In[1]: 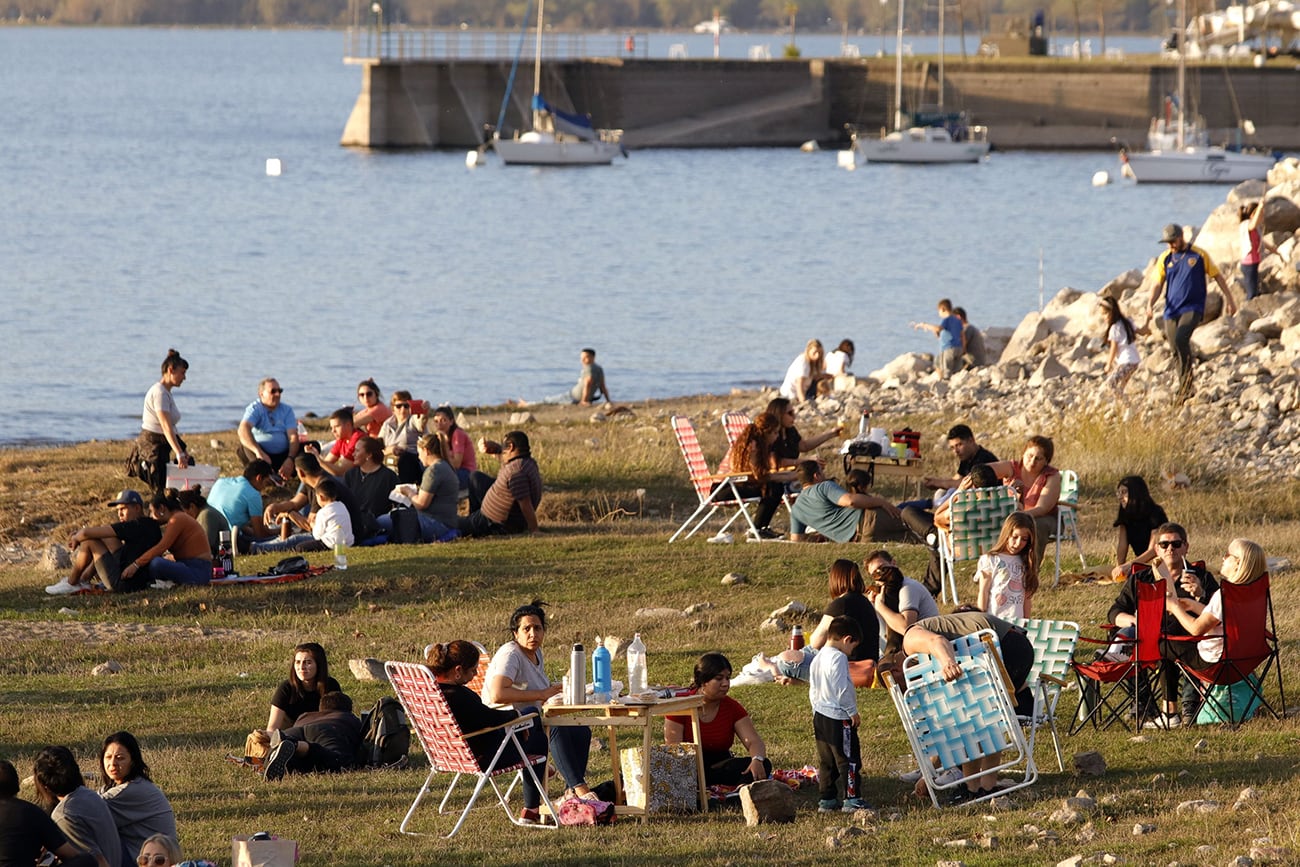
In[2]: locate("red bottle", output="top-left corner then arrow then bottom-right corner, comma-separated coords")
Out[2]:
789,625 -> 805,651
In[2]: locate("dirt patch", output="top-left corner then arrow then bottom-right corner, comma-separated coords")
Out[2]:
0,619 -> 271,645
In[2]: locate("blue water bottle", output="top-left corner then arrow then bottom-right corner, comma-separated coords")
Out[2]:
592,636 -> 612,700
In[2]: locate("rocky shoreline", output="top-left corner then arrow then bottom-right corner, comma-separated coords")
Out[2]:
753,160 -> 1300,481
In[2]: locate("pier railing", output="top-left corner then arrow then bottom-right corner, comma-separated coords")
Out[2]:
344,26 -> 648,62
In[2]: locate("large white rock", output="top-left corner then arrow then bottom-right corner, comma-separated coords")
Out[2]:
999,312 -> 1051,364
1027,356 -> 1070,387
868,352 -> 931,384
1190,320 -> 1240,356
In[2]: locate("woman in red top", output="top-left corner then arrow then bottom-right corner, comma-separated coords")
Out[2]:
126,491 -> 213,586
664,653 -> 770,787
987,434 -> 1060,566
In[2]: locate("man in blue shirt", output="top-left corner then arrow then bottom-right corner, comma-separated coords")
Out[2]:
1147,223 -> 1236,401
238,377 -> 300,479
208,459 -> 279,553
790,462 -> 901,543
911,298 -> 964,379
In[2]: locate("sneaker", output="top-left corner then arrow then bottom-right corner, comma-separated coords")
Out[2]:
946,785 -> 982,806
1141,712 -> 1182,731
436,529 -> 460,543
706,532 -> 734,544
518,808 -> 542,825
756,527 -> 783,540
45,578 -> 80,596
817,798 -> 842,812
841,797 -> 872,812
898,768 -> 923,784
150,580 -> 176,590
934,767 -> 963,787
262,740 -> 295,781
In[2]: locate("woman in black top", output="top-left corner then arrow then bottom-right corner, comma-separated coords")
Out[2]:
807,559 -> 880,687
764,397 -> 843,468
1112,475 -> 1168,578
265,642 -> 342,734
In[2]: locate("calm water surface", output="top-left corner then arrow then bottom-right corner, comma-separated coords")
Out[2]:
1,28 -> 1225,446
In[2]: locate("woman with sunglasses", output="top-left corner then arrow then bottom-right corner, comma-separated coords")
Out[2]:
764,397 -> 843,470
378,390 -> 423,483
98,732 -> 176,867
352,378 -> 391,438
135,834 -> 181,867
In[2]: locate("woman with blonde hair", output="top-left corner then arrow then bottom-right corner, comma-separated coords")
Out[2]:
1165,538 -> 1266,666
779,339 -> 826,403
718,413 -> 797,539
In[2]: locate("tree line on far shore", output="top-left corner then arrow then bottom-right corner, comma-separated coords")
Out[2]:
4,0 -> 1172,38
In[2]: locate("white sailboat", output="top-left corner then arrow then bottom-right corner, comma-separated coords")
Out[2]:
492,0 -> 624,167
1120,0 -> 1274,183
855,0 -> 990,164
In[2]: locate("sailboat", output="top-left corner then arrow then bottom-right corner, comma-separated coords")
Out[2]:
855,0 -> 990,164
1120,0 -> 1274,183
492,0 -> 624,166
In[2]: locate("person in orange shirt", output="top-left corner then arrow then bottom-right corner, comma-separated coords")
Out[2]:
125,491 -> 215,587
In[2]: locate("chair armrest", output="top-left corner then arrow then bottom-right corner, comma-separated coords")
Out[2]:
461,711 -> 538,739
1037,673 -> 1067,688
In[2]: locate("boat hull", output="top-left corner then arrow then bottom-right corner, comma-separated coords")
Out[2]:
493,135 -> 622,166
1123,148 -> 1275,183
859,139 -> 990,164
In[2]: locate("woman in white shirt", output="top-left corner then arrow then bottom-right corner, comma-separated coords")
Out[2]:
779,339 -> 827,403
1100,297 -> 1140,397
824,339 -> 854,377
1165,538 -> 1266,666
129,349 -> 189,494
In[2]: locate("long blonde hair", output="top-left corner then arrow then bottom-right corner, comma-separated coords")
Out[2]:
804,339 -> 825,377
1224,538 -> 1267,584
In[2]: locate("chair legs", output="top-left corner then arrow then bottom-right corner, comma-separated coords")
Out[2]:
1053,507 -> 1085,586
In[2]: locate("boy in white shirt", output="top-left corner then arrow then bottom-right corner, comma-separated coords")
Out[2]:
311,478 -> 354,549
809,616 -> 870,812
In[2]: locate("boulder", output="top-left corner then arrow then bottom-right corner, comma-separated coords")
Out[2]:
1264,183 -> 1300,234
1099,268 -> 1144,300
348,658 -> 388,682
1072,751 -> 1107,776
1027,356 -> 1070,387
999,312 -> 1051,364
869,352 -> 932,385
1041,288 -> 1101,341
1190,320 -> 1241,357
738,779 -> 795,826
42,543 -> 72,572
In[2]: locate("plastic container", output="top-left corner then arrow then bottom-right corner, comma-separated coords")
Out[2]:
166,462 -> 219,492
627,633 -> 648,694
333,543 -> 348,570
592,638 -> 612,700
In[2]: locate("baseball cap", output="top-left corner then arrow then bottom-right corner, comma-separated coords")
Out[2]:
107,489 -> 145,507
1160,223 -> 1184,244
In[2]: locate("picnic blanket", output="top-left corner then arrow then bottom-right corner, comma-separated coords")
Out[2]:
68,565 -> 333,593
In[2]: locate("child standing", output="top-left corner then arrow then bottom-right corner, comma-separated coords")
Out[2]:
809,616 -> 869,812
311,478 -> 354,550
974,511 -> 1038,620
1100,296 -> 1140,397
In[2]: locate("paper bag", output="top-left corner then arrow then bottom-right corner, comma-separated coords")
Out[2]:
619,743 -> 698,813
232,835 -> 298,867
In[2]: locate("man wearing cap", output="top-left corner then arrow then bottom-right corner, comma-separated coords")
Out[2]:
46,489 -> 163,595
1147,223 -> 1236,400
238,377 -> 299,480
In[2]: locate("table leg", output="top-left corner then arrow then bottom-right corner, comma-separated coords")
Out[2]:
690,709 -> 707,811
641,717 -> 652,823
609,725 -> 622,806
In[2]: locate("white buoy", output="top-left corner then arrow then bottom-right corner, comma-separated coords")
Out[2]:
1091,170 -> 1111,186
836,150 -> 857,170
799,140 -> 820,152
466,149 -> 485,168
265,158 -> 282,177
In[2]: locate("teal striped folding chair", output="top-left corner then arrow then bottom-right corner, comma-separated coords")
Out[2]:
937,486 -> 1019,605
1052,470 -> 1086,585
887,631 -> 1037,808
1011,617 -> 1080,771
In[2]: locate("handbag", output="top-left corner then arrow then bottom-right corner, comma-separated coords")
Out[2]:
1195,674 -> 1262,725
388,506 -> 422,545
619,743 -> 699,813
556,796 -> 615,826
243,731 -> 270,767
232,834 -> 298,867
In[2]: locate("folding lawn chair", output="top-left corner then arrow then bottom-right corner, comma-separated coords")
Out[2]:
1168,574 -> 1284,726
1052,469 -> 1086,586
385,661 -> 555,838
886,631 -> 1037,808
1012,617 -> 1081,771
669,415 -> 763,542
937,485 -> 1018,605
1069,576 -> 1165,734
721,410 -> 750,446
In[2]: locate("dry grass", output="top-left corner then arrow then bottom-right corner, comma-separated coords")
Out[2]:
0,393 -> 1297,865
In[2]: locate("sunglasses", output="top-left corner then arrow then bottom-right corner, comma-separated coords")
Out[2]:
393,402 -> 410,409
358,391 -> 376,398
1156,539 -> 1185,549
138,856 -> 168,867
269,388 -> 283,394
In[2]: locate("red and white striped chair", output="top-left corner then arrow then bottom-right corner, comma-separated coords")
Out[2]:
669,415 -> 763,542
385,661 -> 555,838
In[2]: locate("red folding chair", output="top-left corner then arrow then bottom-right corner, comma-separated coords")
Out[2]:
1167,574 -> 1284,725
385,661 -> 555,838
669,415 -> 763,542
1070,576 -> 1166,733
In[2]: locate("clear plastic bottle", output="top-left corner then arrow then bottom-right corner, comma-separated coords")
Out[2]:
218,530 -> 234,578
627,633 -> 648,694
334,542 -> 348,570
592,637 -> 612,699
297,419 -> 308,444
857,409 -> 870,439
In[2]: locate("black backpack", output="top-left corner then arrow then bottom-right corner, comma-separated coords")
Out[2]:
356,696 -> 410,768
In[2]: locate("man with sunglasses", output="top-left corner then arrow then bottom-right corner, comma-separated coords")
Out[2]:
1105,521 -> 1219,729
237,377 -> 299,480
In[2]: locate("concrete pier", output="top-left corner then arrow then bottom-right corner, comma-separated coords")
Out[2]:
340,57 -> 1300,150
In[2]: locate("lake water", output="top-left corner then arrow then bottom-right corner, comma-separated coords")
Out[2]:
1,28 -> 1227,446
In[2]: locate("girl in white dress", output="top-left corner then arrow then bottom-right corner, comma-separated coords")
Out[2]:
974,511 -> 1039,620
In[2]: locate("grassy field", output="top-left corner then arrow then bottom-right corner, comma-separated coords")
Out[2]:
1,395 -> 1296,866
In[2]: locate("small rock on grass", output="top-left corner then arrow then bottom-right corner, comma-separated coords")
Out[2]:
1134,823 -> 1156,835
1250,845 -> 1294,863
1175,799 -> 1220,814
348,658 -> 388,681
1055,856 -> 1084,867
722,572 -> 748,586
1072,751 -> 1107,776
91,660 -> 122,676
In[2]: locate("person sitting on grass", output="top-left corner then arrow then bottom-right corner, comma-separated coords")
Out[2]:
32,745 -> 121,867
1111,474 -> 1169,579
665,653 -> 771,787
206,460 -> 279,554
98,732 -> 176,866
247,643 -> 342,763
0,759 -> 97,867
459,431 -> 543,538
307,407 -> 363,478
175,486 -> 229,558
342,436 -> 397,543
256,455 -> 372,554
47,490 -> 162,596
864,549 -> 940,660
789,462 -> 902,543
131,491 -> 214,588
810,616 -> 870,813
262,691 -> 363,781
309,478 -> 353,552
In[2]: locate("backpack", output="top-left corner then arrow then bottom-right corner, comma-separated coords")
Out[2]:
356,696 -> 410,768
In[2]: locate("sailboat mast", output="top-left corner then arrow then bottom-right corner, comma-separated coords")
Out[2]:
1176,0 -> 1186,149
894,0 -> 905,131
938,0 -> 944,112
533,0 -> 545,129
